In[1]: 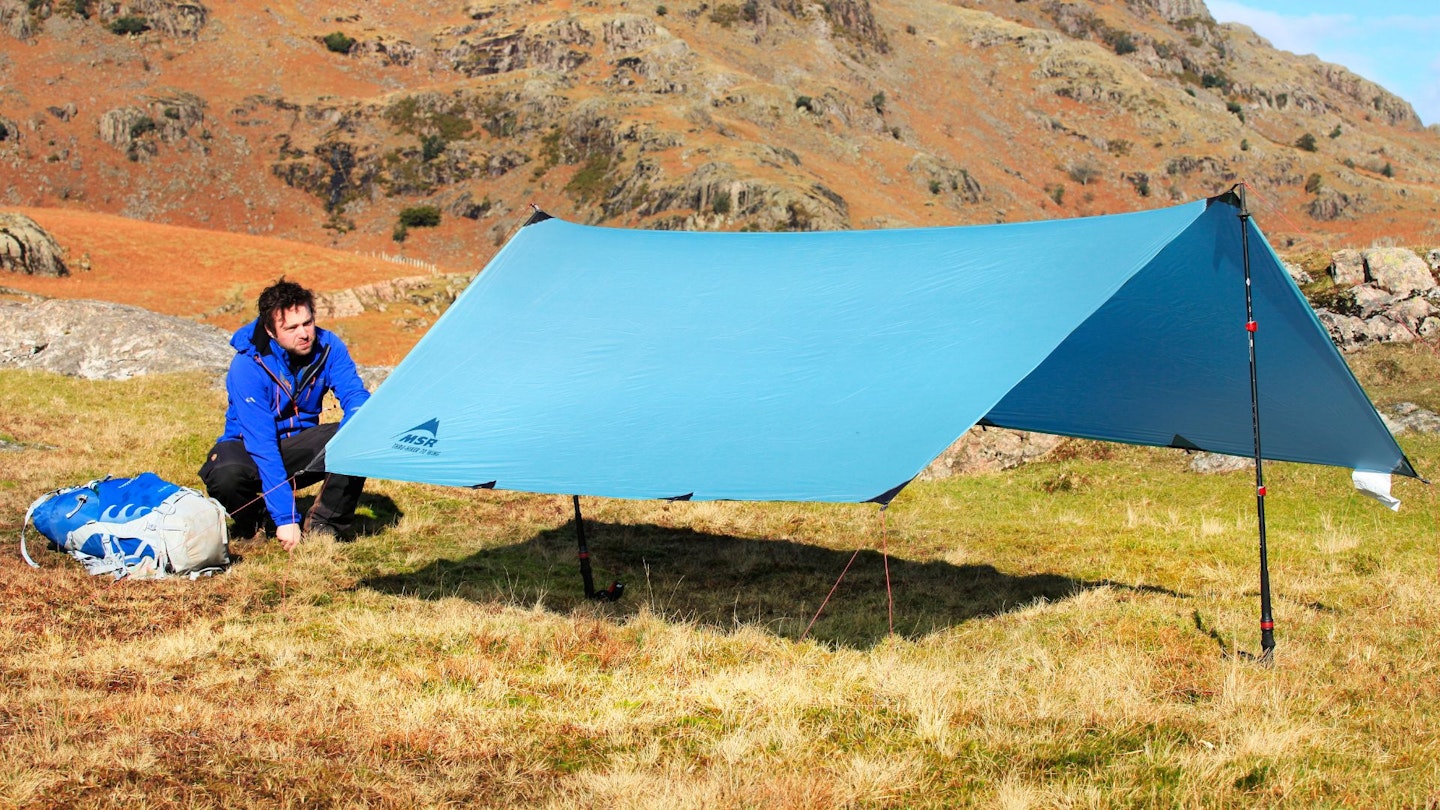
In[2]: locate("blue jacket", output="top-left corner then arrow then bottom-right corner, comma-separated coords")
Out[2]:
218,320 -> 370,527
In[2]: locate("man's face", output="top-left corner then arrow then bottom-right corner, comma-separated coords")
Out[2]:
267,305 -> 316,358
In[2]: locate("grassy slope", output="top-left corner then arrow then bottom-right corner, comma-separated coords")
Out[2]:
1,207 -> 483,365
1,348 -> 1438,807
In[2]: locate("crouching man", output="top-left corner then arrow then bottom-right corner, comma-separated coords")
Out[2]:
199,279 -> 369,550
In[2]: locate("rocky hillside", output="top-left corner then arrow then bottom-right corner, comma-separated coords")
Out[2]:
1,0 -> 1437,269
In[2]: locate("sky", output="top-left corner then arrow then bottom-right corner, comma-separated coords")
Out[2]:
1208,1 -> 1440,126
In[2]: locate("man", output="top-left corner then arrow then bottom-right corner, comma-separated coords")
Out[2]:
199,279 -> 369,550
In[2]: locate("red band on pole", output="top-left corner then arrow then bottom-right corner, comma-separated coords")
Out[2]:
1257,486 -> 1267,497
1260,621 -> 1274,630
1246,321 -> 1258,332
577,551 -> 589,559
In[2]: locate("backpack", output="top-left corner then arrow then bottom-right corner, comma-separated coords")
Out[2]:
21,473 -> 230,580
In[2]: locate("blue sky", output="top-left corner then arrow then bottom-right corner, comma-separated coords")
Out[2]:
1208,1 -> 1440,126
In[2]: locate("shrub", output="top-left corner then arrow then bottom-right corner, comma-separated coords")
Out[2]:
108,15 -> 150,34
1295,132 -> 1318,152
709,4 -> 742,26
322,31 -> 355,54
129,116 -> 157,139
794,96 -> 813,113
928,179 -> 941,195
1329,125 -> 1342,139
1067,161 -> 1100,186
421,135 -> 446,162
656,4 -> 667,15
398,206 -> 441,228
1381,162 -> 1394,178
565,152 -> 612,202
1240,138 -> 1250,151
871,91 -> 886,114
712,191 -> 732,215
1047,184 -> 1065,205
0,122 -> 9,142
1304,173 -> 1323,194
1109,31 -> 1136,56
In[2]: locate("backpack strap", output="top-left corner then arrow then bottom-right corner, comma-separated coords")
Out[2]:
20,501 -> 41,568
19,486 -> 65,569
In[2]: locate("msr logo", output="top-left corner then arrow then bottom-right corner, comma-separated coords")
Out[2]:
392,418 -> 442,456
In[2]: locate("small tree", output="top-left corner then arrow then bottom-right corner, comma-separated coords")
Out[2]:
712,191 -> 732,215
398,205 -> 442,228
421,134 -> 446,162
323,31 -> 355,54
871,91 -> 886,114
108,15 -> 150,34
1295,132 -> 1318,152
1381,162 -> 1394,178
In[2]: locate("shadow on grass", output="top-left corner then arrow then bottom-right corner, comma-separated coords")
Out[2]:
361,519 -> 1186,649
292,491 -> 405,538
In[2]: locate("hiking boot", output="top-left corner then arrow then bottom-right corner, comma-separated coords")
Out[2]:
304,521 -> 350,542
229,517 -> 264,541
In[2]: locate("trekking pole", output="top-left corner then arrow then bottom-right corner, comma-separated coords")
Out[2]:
572,495 -> 623,602
573,495 -> 597,599
1237,184 -> 1275,665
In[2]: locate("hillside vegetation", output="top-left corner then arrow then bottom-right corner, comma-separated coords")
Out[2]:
1,0 -> 1438,274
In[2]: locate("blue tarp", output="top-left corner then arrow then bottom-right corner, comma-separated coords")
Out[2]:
322,194 -> 1415,502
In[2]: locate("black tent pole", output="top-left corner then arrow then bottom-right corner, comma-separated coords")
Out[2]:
573,495 -> 597,599
1237,185 -> 1276,664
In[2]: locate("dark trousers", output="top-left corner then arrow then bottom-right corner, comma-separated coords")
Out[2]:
198,422 -> 365,535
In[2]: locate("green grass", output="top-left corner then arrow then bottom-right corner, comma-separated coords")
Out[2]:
2,352 -> 1439,807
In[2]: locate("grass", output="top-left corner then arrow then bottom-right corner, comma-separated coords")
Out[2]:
2,351 -> 1440,807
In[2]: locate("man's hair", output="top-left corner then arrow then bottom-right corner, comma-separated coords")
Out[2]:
257,278 -> 315,332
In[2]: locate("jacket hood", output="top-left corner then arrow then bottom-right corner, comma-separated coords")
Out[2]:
230,320 -> 268,356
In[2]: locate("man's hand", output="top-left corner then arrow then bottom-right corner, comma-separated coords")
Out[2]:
277,523 -> 302,551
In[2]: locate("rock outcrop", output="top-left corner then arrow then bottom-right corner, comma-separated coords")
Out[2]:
918,426 -> 1064,479
0,212 -> 68,277
1316,246 -> 1439,351
0,299 -> 232,380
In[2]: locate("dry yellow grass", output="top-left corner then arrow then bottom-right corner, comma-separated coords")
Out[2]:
2,352 -> 1440,807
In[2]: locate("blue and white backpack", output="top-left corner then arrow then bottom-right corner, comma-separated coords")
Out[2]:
21,473 -> 230,579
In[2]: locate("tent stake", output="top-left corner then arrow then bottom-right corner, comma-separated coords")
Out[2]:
1238,185 -> 1275,665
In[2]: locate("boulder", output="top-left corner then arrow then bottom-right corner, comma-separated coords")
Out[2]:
1189,452 -> 1252,474
917,426 -> 1062,479
1281,261 -> 1311,285
1363,247 -> 1435,295
0,212 -> 68,277
0,299 -> 232,380
1316,310 -> 1412,351
1381,402 -> 1440,435
1329,248 -> 1364,286
1349,285 -> 1394,318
